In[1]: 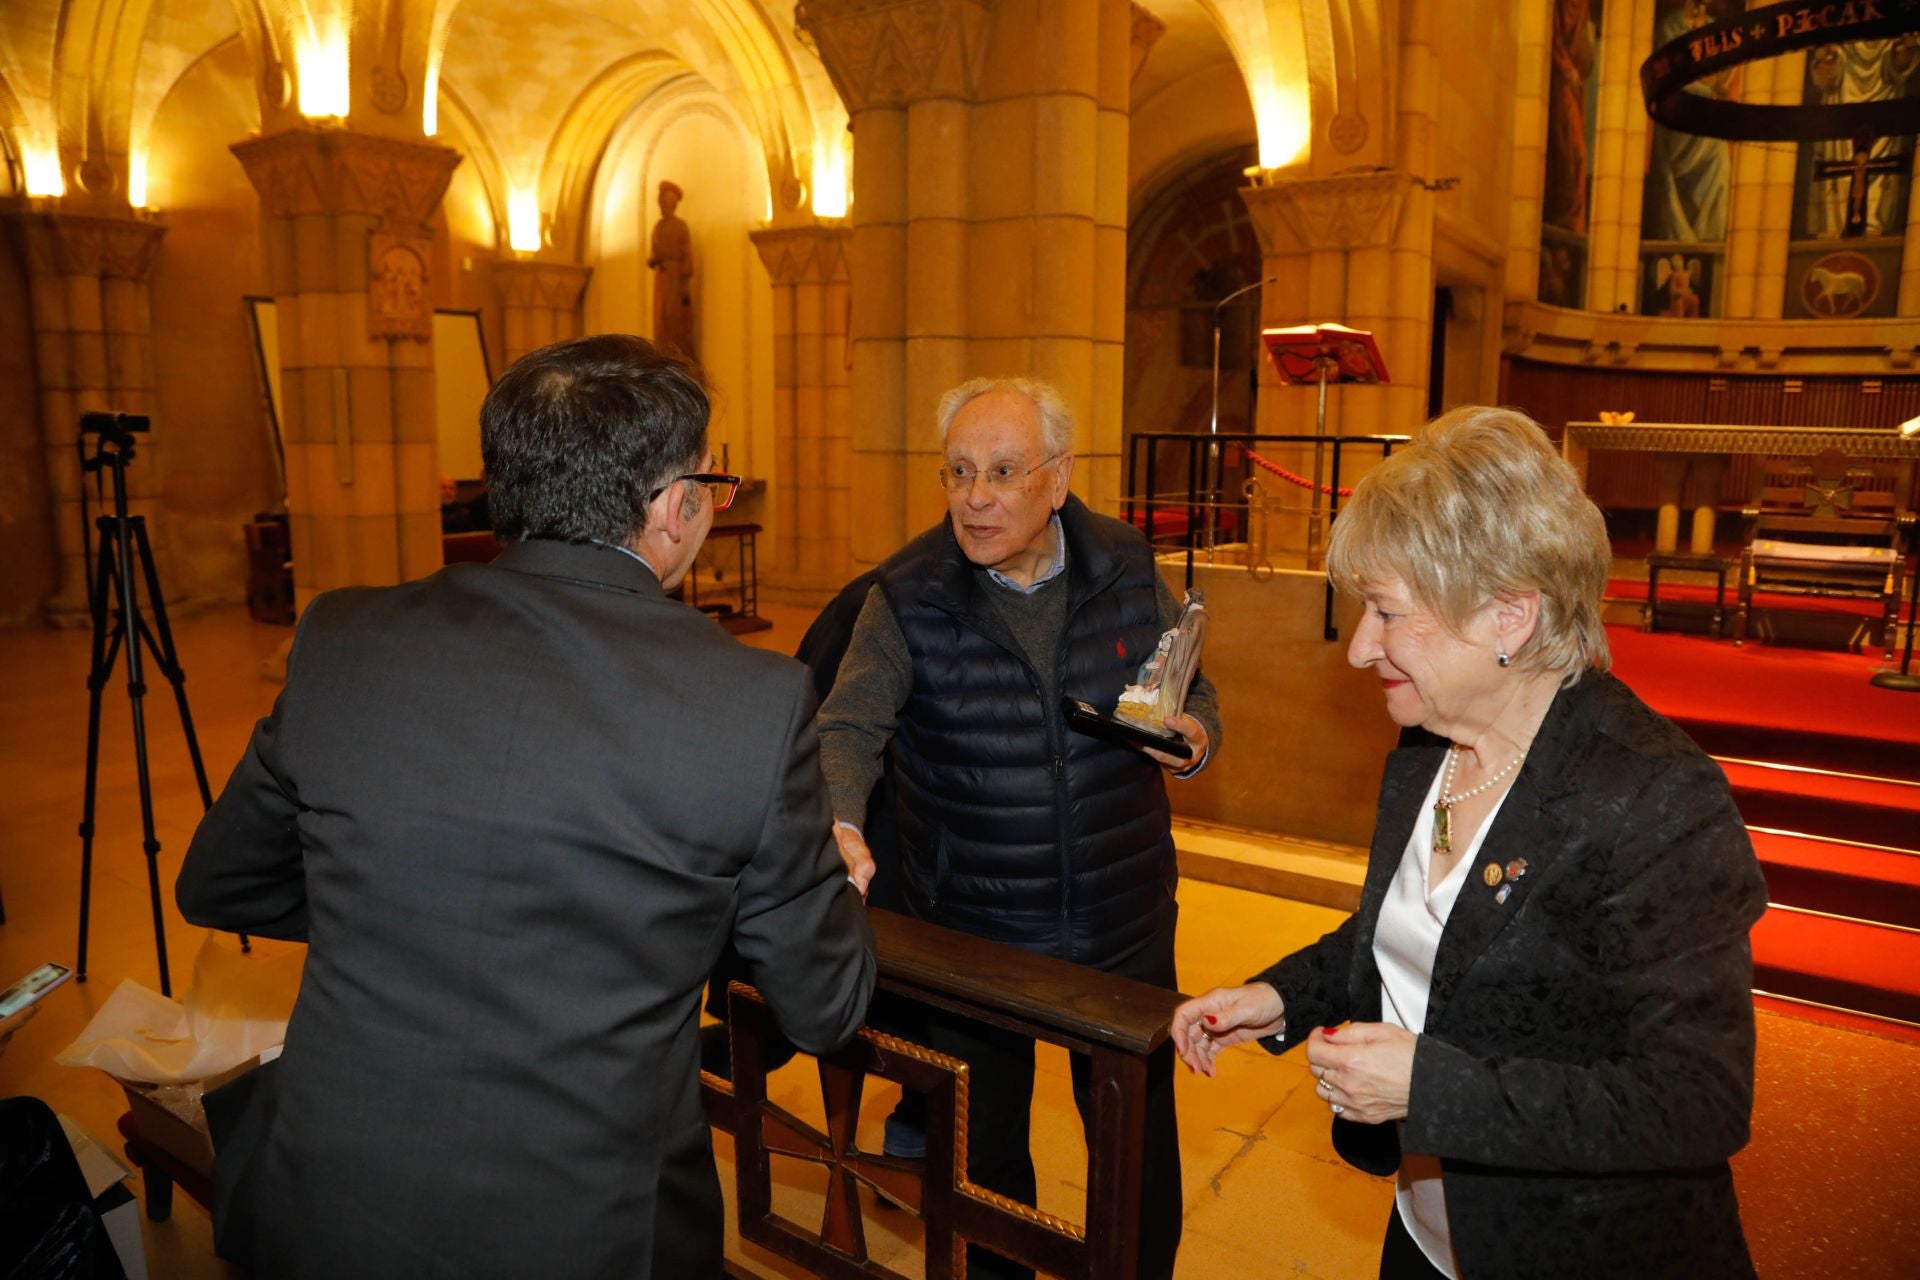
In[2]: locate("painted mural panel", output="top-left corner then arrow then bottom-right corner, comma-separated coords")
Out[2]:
1540,0 -> 1604,309
1642,2 -> 1742,243
1639,1 -> 1743,318
1784,35 -> 1919,319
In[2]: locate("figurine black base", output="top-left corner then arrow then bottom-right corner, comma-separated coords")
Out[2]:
1062,696 -> 1195,762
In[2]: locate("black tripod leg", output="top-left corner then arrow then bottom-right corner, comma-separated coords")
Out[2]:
76,532 -> 124,985
132,519 -> 213,806
130,521 -> 248,955
113,517 -> 172,998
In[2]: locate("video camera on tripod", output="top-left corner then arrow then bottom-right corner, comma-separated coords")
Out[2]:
80,409 -> 151,443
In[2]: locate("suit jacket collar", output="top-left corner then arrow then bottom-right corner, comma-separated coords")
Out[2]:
493,538 -> 665,597
1362,671 -> 1613,1030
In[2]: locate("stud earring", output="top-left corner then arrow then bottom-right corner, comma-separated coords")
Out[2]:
1496,650 -> 1511,667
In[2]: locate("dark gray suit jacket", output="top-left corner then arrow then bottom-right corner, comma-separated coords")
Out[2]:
178,539 -> 874,1279
1258,672 -> 1765,1278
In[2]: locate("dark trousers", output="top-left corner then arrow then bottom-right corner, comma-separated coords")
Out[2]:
0,1097 -> 126,1280
924,925 -> 1181,1280
1380,1204 -> 1449,1279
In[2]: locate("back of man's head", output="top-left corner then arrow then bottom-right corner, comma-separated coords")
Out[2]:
482,334 -> 709,545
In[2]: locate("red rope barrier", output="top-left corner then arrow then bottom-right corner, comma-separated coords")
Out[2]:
1243,448 -> 1352,497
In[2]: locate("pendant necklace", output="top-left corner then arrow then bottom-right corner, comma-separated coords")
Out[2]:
1433,745 -> 1528,856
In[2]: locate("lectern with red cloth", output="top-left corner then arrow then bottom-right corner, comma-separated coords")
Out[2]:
1260,323 -> 1390,561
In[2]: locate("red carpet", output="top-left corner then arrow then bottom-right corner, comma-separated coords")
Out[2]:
1607,623 -> 1920,1032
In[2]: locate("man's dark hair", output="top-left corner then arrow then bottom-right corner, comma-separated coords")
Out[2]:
482,334 -> 709,544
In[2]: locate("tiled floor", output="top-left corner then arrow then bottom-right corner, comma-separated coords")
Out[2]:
2,601 -> 1916,1277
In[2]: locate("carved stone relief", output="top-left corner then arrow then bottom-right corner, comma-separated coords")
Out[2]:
368,232 -> 432,341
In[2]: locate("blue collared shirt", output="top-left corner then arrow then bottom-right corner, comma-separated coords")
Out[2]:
984,513 -> 1066,594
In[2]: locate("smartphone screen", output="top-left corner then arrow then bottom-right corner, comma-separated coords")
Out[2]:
0,962 -> 75,1019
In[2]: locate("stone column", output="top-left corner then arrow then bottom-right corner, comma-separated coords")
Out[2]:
1902,152 -> 1920,316
1506,1 -> 1553,304
232,127 -> 460,613
1585,0 -> 1653,314
802,0 -> 1133,563
493,261 -> 592,367
1608,0 -> 1657,313
1384,0 -> 1439,435
6,209 -> 166,620
1721,54 -> 1780,318
1752,51 -> 1807,320
1240,171 -> 1422,558
751,224 -> 853,594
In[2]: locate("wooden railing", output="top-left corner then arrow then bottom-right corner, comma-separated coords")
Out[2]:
701,909 -> 1184,1280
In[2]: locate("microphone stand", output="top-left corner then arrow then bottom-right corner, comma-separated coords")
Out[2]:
1207,276 -> 1275,557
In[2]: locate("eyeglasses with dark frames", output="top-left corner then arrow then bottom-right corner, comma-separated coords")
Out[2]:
656,472 -> 742,511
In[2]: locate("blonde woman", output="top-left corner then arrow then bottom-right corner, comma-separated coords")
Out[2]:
1173,406 -> 1764,1279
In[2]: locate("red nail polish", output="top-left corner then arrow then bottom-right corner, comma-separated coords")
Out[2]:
1204,1014 -> 1217,1024
1322,1025 -> 1339,1035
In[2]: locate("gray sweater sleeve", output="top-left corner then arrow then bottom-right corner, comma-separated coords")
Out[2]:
1155,575 -> 1222,773
816,585 -> 911,828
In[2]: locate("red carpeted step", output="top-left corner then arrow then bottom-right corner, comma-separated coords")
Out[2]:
1750,907 -> 1920,1027
1718,760 -> 1920,851
1749,829 -> 1920,930
1680,720 -> 1920,783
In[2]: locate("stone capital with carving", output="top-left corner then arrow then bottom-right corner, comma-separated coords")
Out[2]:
796,0 -> 993,112
232,127 -> 461,232
1240,171 -> 1407,256
750,225 -> 852,286
6,209 -> 166,281
492,260 -> 594,310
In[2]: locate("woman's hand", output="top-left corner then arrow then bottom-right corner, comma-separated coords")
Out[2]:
1142,712 -> 1208,772
1305,1022 -> 1416,1124
1170,982 -> 1285,1076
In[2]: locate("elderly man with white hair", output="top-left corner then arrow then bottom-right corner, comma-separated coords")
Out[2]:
819,376 -> 1221,1280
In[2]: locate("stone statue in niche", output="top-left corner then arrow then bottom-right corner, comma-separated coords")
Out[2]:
368,233 -> 432,341
647,181 -> 697,361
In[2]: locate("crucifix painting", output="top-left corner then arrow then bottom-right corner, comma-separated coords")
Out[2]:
1794,37 -> 1919,241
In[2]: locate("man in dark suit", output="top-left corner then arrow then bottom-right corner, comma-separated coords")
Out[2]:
177,334 -> 875,1279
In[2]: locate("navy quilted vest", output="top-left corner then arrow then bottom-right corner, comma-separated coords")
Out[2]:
877,496 -> 1176,969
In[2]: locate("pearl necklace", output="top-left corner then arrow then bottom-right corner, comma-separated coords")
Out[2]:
1433,745 -> 1527,856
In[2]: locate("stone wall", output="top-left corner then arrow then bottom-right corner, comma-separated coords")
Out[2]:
1160,558 -> 1398,848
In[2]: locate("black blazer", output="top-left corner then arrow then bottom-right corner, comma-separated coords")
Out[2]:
177,539 -> 875,1279
1257,672 -> 1765,1278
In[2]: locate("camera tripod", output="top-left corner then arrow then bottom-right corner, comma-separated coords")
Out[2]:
75,413 -> 244,998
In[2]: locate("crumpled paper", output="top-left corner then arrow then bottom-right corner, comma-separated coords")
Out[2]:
56,933 -> 303,1084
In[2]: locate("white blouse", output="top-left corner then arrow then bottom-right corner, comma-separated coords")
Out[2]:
1371,757 -> 1515,1280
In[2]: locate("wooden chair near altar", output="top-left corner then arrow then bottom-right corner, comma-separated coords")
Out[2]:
1733,449 -> 1915,661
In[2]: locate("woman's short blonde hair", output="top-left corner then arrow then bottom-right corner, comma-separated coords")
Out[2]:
1326,404 -> 1612,682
